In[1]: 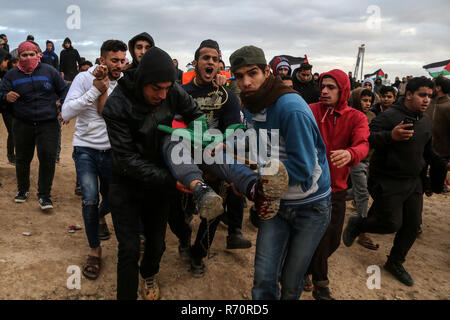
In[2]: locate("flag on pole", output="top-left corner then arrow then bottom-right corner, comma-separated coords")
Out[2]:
364,69 -> 384,80
269,55 -> 308,75
423,59 -> 450,78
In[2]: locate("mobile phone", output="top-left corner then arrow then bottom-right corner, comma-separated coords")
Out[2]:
403,116 -> 415,130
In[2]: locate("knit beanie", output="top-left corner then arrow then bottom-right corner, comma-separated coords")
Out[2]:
230,45 -> 266,73
134,46 -> 176,90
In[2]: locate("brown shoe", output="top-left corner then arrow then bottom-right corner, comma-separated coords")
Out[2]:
140,275 -> 160,300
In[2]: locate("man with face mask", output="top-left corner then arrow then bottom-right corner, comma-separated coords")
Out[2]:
62,40 -> 128,281
0,41 -> 68,210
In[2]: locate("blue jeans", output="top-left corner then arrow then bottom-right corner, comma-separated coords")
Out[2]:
73,146 -> 112,248
252,196 -> 331,300
162,135 -> 257,195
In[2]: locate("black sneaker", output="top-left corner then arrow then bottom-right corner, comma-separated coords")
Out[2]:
192,182 -> 224,221
7,154 -> 16,166
98,223 -> 111,241
253,159 -> 289,221
190,257 -> 206,278
226,229 -> 252,249
312,286 -> 335,300
384,259 -> 414,286
15,191 -> 29,203
178,244 -> 191,261
343,216 -> 362,247
38,197 -> 54,211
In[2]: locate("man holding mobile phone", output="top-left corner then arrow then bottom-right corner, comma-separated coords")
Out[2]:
343,76 -> 450,287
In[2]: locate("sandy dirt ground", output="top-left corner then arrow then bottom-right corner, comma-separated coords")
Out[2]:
0,119 -> 448,300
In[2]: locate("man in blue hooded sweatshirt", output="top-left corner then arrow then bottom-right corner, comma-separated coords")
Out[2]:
41,40 -> 59,70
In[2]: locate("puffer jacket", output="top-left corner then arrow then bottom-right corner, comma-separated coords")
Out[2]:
102,69 -> 203,189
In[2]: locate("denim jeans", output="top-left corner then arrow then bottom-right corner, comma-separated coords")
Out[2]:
162,135 -> 257,195
73,146 -> 112,249
252,196 -> 331,300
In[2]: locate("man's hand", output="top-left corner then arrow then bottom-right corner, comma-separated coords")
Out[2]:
93,77 -> 109,94
93,65 -> 108,80
6,91 -> 20,103
58,112 -> 70,125
213,74 -> 227,88
60,72 -> 64,79
391,121 -> 414,141
330,149 -> 352,168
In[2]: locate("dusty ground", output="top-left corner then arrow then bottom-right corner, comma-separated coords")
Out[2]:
0,119 -> 449,300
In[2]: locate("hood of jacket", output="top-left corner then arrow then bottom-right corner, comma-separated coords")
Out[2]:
43,41 -> 55,54
62,37 -> 73,49
362,78 -> 374,92
318,69 -> 351,112
128,32 -> 155,67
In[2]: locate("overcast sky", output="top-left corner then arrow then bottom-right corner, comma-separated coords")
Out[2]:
1,0 -> 448,80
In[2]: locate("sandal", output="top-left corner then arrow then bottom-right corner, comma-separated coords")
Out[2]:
82,255 -> 101,280
303,274 -> 313,292
357,233 -> 379,250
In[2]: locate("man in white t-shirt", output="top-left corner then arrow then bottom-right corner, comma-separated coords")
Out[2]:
62,40 -> 127,281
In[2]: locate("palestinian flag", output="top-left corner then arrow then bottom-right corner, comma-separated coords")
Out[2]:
364,69 -> 384,80
423,59 -> 450,78
269,55 -> 308,75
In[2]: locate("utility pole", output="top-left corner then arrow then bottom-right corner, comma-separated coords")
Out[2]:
354,44 -> 365,81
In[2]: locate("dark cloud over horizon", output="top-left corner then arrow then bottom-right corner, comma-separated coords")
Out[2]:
1,0 -> 448,79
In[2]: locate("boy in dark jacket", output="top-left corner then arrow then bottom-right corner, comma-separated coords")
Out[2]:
343,77 -> 450,286
41,40 -> 59,70
59,37 -> 81,82
0,41 -> 68,210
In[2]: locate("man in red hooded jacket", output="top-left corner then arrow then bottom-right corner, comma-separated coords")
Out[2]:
305,69 -> 369,300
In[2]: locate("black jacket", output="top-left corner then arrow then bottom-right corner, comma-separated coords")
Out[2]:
368,99 -> 447,192
102,69 -> 203,189
292,68 -> 319,104
59,45 -> 81,81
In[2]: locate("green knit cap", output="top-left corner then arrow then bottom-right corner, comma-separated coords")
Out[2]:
229,45 -> 267,73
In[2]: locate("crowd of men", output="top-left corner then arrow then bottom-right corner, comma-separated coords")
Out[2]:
0,32 -> 449,301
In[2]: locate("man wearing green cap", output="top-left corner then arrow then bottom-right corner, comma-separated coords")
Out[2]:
229,45 -> 332,300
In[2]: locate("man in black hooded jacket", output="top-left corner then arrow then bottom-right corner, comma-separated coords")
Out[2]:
102,47 -> 204,300
59,37 -> 81,82
125,32 -> 155,70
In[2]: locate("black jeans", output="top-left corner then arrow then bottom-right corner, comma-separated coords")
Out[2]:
2,111 -> 15,157
12,118 -> 58,197
109,176 -> 170,300
360,176 -> 423,263
225,187 -> 245,235
307,191 -> 347,286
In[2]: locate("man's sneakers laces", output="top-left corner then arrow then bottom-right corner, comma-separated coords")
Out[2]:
38,197 -> 53,211
192,182 -> 224,221
384,258 -> 414,286
14,191 -> 29,203
252,159 -> 289,221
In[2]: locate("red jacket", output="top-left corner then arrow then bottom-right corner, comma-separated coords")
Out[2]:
309,69 -> 369,192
